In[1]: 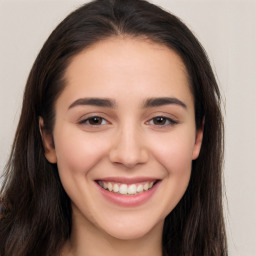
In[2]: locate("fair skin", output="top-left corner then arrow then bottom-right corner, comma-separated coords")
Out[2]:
41,37 -> 203,256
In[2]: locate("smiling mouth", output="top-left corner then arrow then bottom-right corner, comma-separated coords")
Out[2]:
97,180 -> 158,195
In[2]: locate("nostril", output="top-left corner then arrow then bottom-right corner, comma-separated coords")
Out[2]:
109,147 -> 149,168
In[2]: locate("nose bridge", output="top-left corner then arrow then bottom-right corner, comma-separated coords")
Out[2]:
109,122 -> 148,168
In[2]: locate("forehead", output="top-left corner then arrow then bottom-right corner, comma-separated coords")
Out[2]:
60,37 -> 193,108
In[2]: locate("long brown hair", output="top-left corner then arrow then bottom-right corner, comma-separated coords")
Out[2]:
0,0 -> 227,255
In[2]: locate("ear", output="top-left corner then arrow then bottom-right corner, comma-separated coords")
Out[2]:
39,117 -> 57,163
192,123 -> 204,160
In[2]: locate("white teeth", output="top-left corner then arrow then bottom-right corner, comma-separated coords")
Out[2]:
128,184 -> 136,195
136,184 -> 143,193
143,183 -> 149,191
108,182 -> 113,192
113,183 -> 119,193
99,180 -> 156,195
103,182 -> 108,189
119,184 -> 128,194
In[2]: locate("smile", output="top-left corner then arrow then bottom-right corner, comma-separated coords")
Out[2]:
97,180 -> 156,195
95,177 -> 161,207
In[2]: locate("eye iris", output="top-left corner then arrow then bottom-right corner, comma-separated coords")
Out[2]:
89,117 -> 102,125
154,117 -> 166,125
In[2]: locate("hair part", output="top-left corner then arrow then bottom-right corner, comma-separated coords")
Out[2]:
0,0 -> 227,255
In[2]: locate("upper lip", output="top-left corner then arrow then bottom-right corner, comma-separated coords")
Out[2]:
95,176 -> 160,184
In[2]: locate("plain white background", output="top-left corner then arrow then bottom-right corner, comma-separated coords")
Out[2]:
0,0 -> 255,255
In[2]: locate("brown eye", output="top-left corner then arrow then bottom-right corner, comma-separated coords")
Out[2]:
80,116 -> 107,126
88,117 -> 103,125
153,117 -> 167,125
149,116 -> 177,126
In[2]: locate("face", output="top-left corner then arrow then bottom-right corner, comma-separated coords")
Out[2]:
41,37 -> 203,240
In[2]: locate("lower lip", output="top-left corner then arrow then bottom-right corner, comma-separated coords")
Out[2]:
96,181 -> 161,207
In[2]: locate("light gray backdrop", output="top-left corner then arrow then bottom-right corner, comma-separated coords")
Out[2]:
0,0 -> 255,255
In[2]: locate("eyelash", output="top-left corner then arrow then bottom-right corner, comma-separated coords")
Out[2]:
79,116 -> 177,127
79,116 -> 108,126
146,116 -> 178,127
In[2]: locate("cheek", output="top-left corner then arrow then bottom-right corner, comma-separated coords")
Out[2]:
53,127 -> 110,176
148,129 -> 195,211
149,130 -> 195,174
149,132 -> 195,216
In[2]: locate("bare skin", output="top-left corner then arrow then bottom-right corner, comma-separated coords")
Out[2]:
41,37 -> 203,256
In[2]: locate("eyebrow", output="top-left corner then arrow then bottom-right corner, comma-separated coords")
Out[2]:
68,98 -> 116,109
143,97 -> 187,109
68,97 -> 187,110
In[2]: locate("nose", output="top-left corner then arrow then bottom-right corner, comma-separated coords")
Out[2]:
109,126 -> 149,169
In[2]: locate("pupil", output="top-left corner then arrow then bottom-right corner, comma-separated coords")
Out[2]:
89,117 -> 102,125
154,117 -> 165,125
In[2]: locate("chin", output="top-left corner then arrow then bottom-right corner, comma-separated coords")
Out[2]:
99,216 -> 164,241
108,228 -> 150,240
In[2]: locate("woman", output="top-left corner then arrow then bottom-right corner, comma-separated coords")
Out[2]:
0,0 -> 227,255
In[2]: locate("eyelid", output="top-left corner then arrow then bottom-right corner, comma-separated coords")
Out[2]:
76,112 -> 178,128
78,114 -> 110,126
146,115 -> 178,127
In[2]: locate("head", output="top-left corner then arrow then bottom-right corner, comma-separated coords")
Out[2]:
1,0 -> 225,255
